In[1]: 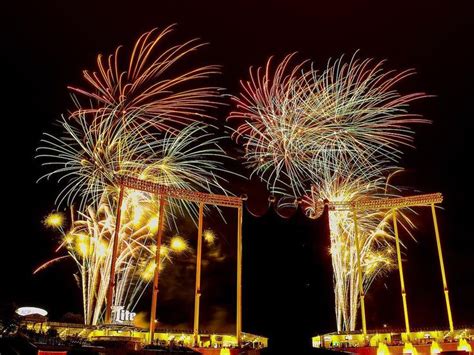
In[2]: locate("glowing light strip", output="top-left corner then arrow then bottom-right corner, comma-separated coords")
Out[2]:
353,193 -> 443,210
319,193 -> 443,212
119,175 -> 242,208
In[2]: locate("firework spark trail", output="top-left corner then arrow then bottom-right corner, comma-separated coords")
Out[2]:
68,26 -> 222,132
231,53 -> 427,331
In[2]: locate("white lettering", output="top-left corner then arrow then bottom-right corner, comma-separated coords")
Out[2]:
111,306 -> 136,324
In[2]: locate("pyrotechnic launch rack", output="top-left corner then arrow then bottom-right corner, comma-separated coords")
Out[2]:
104,175 -> 245,346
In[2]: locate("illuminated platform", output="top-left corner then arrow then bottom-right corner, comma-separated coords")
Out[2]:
24,321 -> 267,353
312,328 -> 473,353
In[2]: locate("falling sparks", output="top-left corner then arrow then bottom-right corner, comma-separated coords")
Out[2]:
148,216 -> 159,233
44,212 -> 65,229
170,236 -> 188,253
141,261 -> 158,282
204,229 -> 216,245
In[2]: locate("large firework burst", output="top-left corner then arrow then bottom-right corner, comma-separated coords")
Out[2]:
69,26 -> 221,132
36,110 -> 230,213
229,53 -> 428,196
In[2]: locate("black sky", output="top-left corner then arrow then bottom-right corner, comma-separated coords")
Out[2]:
3,1 -> 473,354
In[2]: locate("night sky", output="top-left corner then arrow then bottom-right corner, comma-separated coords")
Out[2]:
3,1 -> 473,354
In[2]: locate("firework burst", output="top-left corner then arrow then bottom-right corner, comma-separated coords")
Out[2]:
37,109 -> 231,213
229,53 -> 428,196
69,26 -> 222,132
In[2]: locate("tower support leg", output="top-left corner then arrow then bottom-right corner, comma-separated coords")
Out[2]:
236,205 -> 243,346
193,202 -> 204,346
149,197 -> 166,344
105,185 -> 125,324
431,203 -> 454,332
352,209 -> 367,335
392,209 -> 411,336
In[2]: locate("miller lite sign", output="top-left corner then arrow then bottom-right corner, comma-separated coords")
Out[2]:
111,306 -> 136,324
